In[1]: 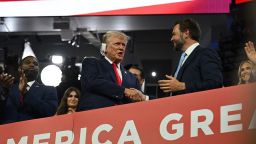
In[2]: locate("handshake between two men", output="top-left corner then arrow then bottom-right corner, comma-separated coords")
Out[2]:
124,88 -> 147,102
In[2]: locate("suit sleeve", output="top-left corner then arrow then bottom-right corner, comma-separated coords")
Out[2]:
24,86 -> 58,118
81,58 -> 125,99
185,49 -> 223,92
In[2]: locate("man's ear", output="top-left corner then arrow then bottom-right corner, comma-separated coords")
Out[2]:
184,29 -> 190,38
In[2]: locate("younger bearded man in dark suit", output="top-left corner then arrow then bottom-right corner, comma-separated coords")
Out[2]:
158,19 -> 223,96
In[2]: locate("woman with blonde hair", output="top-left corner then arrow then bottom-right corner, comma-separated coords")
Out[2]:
237,60 -> 255,84
56,87 -> 80,115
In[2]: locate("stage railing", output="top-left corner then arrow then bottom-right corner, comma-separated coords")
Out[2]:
0,84 -> 255,144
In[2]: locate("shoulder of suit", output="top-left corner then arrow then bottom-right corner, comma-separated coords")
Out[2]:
82,56 -> 100,64
34,81 -> 55,89
82,56 -> 99,61
196,47 -> 216,54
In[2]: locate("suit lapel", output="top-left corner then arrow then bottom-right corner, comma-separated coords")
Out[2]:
177,46 -> 200,80
120,65 -> 127,86
25,81 -> 40,99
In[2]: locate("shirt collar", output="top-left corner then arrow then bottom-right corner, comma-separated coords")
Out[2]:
104,56 -> 121,68
27,80 -> 35,87
184,43 -> 199,56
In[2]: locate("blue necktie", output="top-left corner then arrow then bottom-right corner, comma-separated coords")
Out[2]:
174,52 -> 187,78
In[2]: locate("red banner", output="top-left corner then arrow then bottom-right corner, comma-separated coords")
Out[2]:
235,0 -> 252,4
0,84 -> 255,144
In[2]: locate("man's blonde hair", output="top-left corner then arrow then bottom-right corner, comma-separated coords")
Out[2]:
102,31 -> 129,44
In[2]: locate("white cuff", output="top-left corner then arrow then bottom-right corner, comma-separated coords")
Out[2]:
145,95 -> 149,101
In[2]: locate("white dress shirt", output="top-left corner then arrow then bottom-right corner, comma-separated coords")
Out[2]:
182,42 -> 199,65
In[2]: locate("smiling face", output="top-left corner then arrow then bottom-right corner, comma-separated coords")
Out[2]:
67,91 -> 79,108
171,24 -> 185,51
240,62 -> 253,83
105,35 -> 127,63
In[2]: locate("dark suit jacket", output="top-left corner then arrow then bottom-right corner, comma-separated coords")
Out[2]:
0,88 -> 6,114
0,81 -> 58,124
172,46 -> 223,95
77,57 -> 141,111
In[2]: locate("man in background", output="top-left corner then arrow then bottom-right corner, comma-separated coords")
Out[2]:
158,18 -> 223,96
127,65 -> 156,99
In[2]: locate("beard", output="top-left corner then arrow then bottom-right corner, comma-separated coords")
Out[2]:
173,35 -> 185,52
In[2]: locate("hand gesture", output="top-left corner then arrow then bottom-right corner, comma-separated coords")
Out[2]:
244,41 -> 256,64
0,73 -> 15,89
19,69 -> 27,95
158,75 -> 185,92
124,88 -> 146,102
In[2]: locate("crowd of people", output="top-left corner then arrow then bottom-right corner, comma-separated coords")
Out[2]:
0,18 -> 255,125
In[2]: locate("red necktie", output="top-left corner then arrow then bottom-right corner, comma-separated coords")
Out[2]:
112,63 -> 122,86
20,84 -> 29,104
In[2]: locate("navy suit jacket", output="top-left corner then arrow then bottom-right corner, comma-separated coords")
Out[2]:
172,46 -> 223,95
0,81 -> 58,124
77,57 -> 141,111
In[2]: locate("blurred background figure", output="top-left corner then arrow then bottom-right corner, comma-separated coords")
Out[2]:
237,60 -> 255,84
56,87 -> 80,115
126,64 -> 156,99
126,64 -> 145,92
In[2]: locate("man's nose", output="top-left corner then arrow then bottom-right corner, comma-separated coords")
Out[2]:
28,63 -> 35,68
118,46 -> 125,50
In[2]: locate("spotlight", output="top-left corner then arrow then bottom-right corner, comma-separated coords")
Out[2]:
51,55 -> 63,64
151,71 -> 157,77
41,65 -> 62,86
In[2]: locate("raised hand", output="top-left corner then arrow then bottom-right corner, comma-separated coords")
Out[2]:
244,41 -> 256,64
0,73 -> 15,89
19,69 -> 27,95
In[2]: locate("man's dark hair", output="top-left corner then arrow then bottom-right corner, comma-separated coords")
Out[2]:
174,18 -> 201,42
129,65 -> 145,79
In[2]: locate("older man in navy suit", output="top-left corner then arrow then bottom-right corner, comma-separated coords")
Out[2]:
0,56 -> 58,124
78,31 -> 147,111
158,19 -> 223,96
